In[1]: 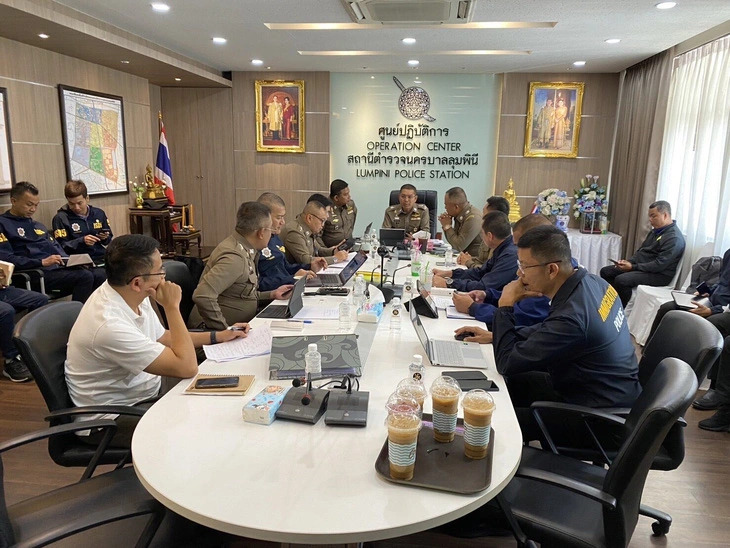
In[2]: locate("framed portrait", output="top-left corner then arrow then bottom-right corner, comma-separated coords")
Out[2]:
255,80 -> 305,153
0,87 -> 15,192
58,85 -> 129,196
524,82 -> 585,158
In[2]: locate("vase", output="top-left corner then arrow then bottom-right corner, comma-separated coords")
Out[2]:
556,215 -> 570,233
580,212 -> 603,234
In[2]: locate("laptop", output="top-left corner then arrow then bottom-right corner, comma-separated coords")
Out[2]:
306,252 -> 367,287
380,228 -> 406,246
352,222 -> 373,252
417,280 -> 441,316
257,276 -> 306,318
409,303 -> 487,369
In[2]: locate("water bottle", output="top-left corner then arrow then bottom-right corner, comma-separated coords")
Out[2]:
409,354 -> 425,382
353,274 -> 366,312
599,215 -> 608,235
305,343 -> 322,377
339,296 -> 353,331
444,243 -> 453,267
370,235 -> 380,261
390,297 -> 402,332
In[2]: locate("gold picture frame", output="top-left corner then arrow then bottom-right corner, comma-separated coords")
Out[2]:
255,80 -> 305,153
524,82 -> 584,158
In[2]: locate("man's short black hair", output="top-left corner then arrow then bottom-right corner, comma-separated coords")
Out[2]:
399,184 -> 417,194
512,213 -> 553,236
10,181 -> 38,199
486,196 -> 510,215
445,187 -> 467,204
105,234 -> 159,287
330,179 -> 349,199
481,211 -> 512,240
649,200 -> 671,216
517,225 -> 572,268
307,193 -> 334,209
236,202 -> 271,233
64,180 -> 88,200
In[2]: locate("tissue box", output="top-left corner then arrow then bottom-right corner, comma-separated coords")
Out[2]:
357,301 -> 384,323
242,385 -> 289,425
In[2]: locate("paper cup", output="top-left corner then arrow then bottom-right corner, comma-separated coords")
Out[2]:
462,389 -> 495,459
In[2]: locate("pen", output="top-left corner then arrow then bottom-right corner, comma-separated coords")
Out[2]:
227,326 -> 248,331
287,319 -> 313,324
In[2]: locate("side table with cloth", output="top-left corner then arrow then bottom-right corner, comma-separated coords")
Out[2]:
566,228 -> 622,276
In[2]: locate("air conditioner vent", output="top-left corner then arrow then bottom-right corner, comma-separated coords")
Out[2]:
342,0 -> 475,25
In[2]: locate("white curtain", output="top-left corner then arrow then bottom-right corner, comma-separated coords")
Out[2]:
657,35 -> 730,264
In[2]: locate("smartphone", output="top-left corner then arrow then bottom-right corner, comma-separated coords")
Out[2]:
609,259 -> 620,265
696,281 -> 711,295
194,376 -> 239,389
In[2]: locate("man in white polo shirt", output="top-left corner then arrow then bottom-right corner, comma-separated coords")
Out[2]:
65,234 -> 250,448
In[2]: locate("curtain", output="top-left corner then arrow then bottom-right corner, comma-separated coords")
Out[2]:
610,51 -> 673,256
657,35 -> 730,265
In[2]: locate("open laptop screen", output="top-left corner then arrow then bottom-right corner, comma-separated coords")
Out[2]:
409,302 -> 431,358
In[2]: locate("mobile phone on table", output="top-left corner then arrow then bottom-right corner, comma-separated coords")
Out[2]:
194,376 -> 239,389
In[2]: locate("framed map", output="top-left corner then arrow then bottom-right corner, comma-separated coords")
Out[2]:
58,85 -> 129,195
0,87 -> 15,192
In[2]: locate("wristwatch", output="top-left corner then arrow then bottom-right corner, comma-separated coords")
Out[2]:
446,277 -> 454,287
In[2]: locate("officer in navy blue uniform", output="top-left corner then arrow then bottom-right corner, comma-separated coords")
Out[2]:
256,193 -> 327,292
52,180 -> 112,263
0,182 -> 96,303
492,225 -> 641,440
432,212 -> 518,292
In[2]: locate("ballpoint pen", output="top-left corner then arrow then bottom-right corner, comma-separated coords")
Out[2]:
287,319 -> 313,324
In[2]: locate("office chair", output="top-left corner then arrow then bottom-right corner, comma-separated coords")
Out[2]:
12,302 -> 146,479
159,260 -> 196,326
0,420 -> 165,547
388,189 -> 438,238
498,358 -> 697,548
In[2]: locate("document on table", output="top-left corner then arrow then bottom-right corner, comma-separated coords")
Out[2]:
325,252 -> 356,270
293,307 -> 340,320
431,295 -> 453,309
446,306 -> 472,319
203,325 -> 273,362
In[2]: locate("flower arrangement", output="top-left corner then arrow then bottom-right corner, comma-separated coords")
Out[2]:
535,188 -> 571,216
573,175 -> 607,218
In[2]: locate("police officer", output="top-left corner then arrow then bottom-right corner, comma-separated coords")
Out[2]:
322,179 -> 357,248
0,182 -> 96,303
257,193 -> 327,292
190,202 -> 292,330
458,196 -> 510,268
439,187 -> 482,257
492,225 -> 641,441
52,180 -> 112,264
382,184 -> 430,237
281,202 -> 348,266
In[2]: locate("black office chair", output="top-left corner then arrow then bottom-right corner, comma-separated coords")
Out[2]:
12,302 -> 146,479
498,358 -> 697,548
388,189 -> 438,238
160,260 -> 196,326
0,420 -> 165,547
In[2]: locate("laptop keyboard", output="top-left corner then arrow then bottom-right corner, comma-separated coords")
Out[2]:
433,340 -> 465,366
257,305 -> 289,318
318,273 -> 341,286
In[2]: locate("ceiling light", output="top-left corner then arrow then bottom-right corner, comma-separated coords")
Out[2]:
212,37 -> 227,45
38,33 -> 49,39
251,59 -> 264,65
370,76 -> 375,79
573,61 -> 586,66
120,60 -> 130,64
605,38 -> 621,44
414,80 -> 422,84
150,3 -> 170,13
402,37 -> 416,45
174,77 -> 181,81
266,66 -> 271,70
655,2 -> 676,9
408,60 -> 419,66
342,107 -> 347,110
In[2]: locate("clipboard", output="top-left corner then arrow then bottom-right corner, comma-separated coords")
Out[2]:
184,374 -> 255,395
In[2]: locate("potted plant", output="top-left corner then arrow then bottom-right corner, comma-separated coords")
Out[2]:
573,175 -> 607,234
535,189 -> 571,232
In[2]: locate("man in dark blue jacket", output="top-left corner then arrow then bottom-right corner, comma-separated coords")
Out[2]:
257,193 -> 327,291
600,200 -> 685,306
432,211 -> 517,292
493,225 -> 641,439
0,182 -> 96,303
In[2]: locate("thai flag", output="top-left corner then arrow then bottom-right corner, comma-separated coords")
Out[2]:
530,202 -> 539,214
155,120 -> 175,205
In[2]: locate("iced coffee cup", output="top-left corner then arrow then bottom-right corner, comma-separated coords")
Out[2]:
385,392 -> 421,418
396,378 -> 428,411
462,389 -> 495,459
386,411 -> 422,480
430,376 -> 461,443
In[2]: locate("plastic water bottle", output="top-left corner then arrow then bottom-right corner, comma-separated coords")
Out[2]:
305,343 -> 322,377
409,354 -> 425,382
339,296 -> 352,331
370,235 -> 380,261
353,274 -> 366,312
444,243 -> 453,267
390,297 -> 402,332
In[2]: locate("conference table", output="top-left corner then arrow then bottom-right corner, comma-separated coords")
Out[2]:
132,254 -> 523,544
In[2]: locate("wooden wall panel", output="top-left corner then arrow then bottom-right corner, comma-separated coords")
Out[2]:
0,36 -> 157,236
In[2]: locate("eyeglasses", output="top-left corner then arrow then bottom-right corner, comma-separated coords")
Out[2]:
311,214 -> 328,224
400,194 -> 417,201
127,266 -> 166,284
517,259 -> 562,274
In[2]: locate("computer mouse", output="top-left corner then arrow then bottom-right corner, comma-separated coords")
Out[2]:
455,331 -> 474,341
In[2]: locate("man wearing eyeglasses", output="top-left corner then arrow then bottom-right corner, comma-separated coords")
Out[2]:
382,184 -> 430,238
65,234 -> 250,448
491,225 -> 641,440
281,201 -> 348,266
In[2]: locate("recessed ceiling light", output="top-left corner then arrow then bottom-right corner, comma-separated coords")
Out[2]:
120,60 -> 130,64
414,80 -> 422,84
212,37 -> 227,45
402,37 -> 416,45
38,33 -> 49,39
150,3 -> 170,13
251,59 -> 264,65
655,2 -> 676,9
408,59 -> 419,66
342,106 -> 347,110
370,75 -> 375,79
573,60 -> 586,66
174,77 -> 181,82
266,66 -> 271,70
605,38 -> 621,44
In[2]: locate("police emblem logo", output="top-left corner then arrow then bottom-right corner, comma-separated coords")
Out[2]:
17,228 -> 25,237
261,247 -> 272,258
71,223 -> 81,232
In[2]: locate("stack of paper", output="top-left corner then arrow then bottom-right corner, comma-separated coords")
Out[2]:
203,325 -> 273,362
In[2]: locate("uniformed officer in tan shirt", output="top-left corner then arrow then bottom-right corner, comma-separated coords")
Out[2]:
322,179 -> 357,248
190,202 -> 293,330
281,202 -> 348,266
382,184 -> 430,237
458,196 -> 510,268
439,187 -> 482,257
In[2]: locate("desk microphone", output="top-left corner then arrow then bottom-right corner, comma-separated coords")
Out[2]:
301,372 -> 312,405
385,263 -> 412,285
